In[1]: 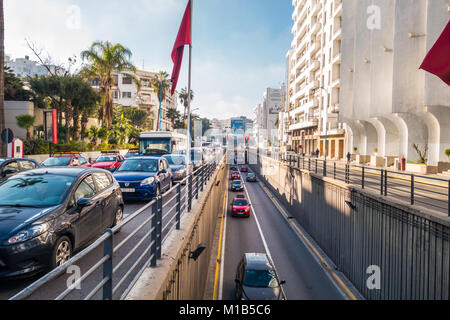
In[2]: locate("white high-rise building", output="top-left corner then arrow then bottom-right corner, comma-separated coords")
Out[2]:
287,0 -> 345,159
340,0 -> 450,168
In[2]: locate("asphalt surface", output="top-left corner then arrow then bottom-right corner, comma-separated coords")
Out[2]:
0,182 -> 191,300
221,166 -> 345,300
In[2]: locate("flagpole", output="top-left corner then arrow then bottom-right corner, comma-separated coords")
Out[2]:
186,0 -> 192,170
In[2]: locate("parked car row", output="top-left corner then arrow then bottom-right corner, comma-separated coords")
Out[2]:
0,147 -> 215,279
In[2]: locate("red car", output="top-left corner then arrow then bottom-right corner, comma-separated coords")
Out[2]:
42,153 -> 91,167
231,171 -> 241,180
91,152 -> 124,171
240,165 -> 248,172
231,196 -> 251,218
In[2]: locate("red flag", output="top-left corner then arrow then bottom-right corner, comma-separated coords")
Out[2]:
420,20 -> 450,86
170,0 -> 192,95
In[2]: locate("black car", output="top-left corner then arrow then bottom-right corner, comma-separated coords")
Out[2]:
0,167 -> 124,278
235,253 -> 286,300
0,158 -> 40,183
230,165 -> 238,172
231,179 -> 244,192
246,173 -> 257,182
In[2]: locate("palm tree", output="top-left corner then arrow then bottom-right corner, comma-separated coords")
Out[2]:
0,0 -> 5,157
150,71 -> 171,131
16,115 -> 35,140
80,41 -> 138,128
166,107 -> 181,130
179,87 -> 194,127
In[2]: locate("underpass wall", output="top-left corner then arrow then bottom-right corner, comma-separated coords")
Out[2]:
250,155 -> 450,300
126,160 -> 227,300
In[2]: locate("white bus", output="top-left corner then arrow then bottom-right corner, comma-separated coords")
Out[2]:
139,131 -> 188,156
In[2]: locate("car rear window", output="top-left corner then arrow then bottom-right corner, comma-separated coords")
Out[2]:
234,200 -> 248,206
43,157 -> 72,167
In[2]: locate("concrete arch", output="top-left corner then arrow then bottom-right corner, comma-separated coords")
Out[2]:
423,106 -> 450,164
373,117 -> 400,157
358,120 -> 378,156
420,109 -> 441,166
393,113 -> 428,163
343,119 -> 366,155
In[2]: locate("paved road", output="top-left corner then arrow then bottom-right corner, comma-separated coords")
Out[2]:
220,166 -> 345,300
0,183 -> 191,300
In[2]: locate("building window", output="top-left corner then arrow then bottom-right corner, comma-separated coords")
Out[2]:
122,76 -> 132,85
122,92 -> 132,99
114,91 -> 118,99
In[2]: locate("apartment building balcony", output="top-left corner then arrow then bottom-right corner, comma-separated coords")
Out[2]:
331,78 -> 340,88
332,18 -> 342,41
289,118 -> 319,131
309,22 -> 320,37
309,40 -> 321,56
309,60 -> 320,72
333,0 -> 343,17
310,0 -> 320,16
332,52 -> 341,65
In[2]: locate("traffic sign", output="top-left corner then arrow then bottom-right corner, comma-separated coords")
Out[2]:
1,128 -> 14,144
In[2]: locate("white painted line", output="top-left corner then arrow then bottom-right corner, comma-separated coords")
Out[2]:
241,171 -> 287,300
249,168 -> 357,300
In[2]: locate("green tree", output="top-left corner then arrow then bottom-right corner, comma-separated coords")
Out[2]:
4,66 -> 33,101
151,71 -> 171,131
115,106 -> 148,129
179,87 -> 194,127
109,114 -> 133,145
166,107 -> 181,129
81,41 -> 139,127
16,114 -> 35,139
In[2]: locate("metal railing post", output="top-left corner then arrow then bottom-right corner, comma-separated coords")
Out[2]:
151,200 -> 158,267
157,195 -> 162,259
323,160 -> 327,177
200,165 -> 204,192
188,174 -> 192,212
308,158 -> 311,171
315,159 -> 318,174
380,170 -> 384,195
334,162 -> 336,180
362,166 -> 365,189
176,184 -> 181,230
103,229 -> 113,300
411,174 -> 414,205
448,180 -> 450,217
384,170 -> 388,196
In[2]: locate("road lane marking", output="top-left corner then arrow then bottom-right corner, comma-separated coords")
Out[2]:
213,170 -> 228,300
241,171 -> 287,300
251,169 -> 359,300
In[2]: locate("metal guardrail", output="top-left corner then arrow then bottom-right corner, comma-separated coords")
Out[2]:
9,160 -> 219,300
283,154 -> 450,217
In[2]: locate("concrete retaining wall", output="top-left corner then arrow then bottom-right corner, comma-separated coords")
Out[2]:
251,155 -> 450,300
126,160 -> 227,300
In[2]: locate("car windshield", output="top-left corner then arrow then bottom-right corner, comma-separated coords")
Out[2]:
0,174 -> 75,207
125,152 -> 139,158
164,156 -> 186,165
117,159 -> 158,173
96,156 -> 116,162
234,200 -> 247,206
248,173 -> 255,177
243,269 -> 279,288
42,157 -> 71,167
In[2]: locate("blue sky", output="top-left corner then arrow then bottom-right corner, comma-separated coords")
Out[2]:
5,0 -> 293,119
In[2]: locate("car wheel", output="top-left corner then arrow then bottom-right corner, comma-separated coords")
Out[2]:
51,236 -> 72,269
111,206 -> 124,231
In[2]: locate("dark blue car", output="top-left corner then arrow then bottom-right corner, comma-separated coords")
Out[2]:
113,157 -> 172,201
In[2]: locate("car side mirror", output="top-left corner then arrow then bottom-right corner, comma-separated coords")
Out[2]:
234,278 -> 241,284
77,198 -> 93,210
160,169 -> 167,174
280,280 -> 286,285
110,168 -> 117,173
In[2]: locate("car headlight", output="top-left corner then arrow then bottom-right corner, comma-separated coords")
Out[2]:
141,177 -> 156,186
7,224 -> 49,245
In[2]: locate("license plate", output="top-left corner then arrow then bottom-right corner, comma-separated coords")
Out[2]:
121,188 -> 135,193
